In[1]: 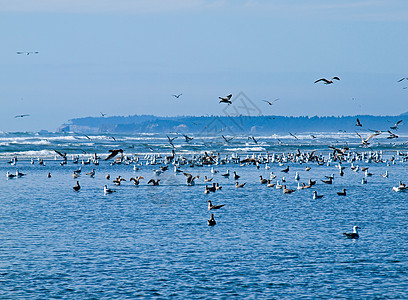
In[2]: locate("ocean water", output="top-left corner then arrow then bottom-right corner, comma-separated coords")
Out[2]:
1,132 -> 408,299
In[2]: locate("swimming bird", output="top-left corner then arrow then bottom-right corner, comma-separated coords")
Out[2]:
259,176 -> 268,184
130,176 -> 144,185
281,166 -> 289,173
215,183 -> 222,190
47,172 -> 51,178
148,179 -> 160,186
282,185 -> 295,194
262,98 -> 279,105
235,182 -> 246,188
184,172 -> 200,185
106,174 -> 110,180
208,200 -> 225,210
105,149 -> 123,160
221,170 -> 230,177
314,77 -> 340,84
15,170 -> 25,177
337,189 -> 347,196
17,51 -> 39,55
204,176 -> 213,182
207,214 -> 216,226
266,180 -> 275,188
305,166 -> 311,171
172,93 -> 183,99
382,170 -> 389,178
6,171 -> 16,179
104,185 -> 116,194
233,171 -> 240,180
355,118 -> 362,127
86,169 -> 95,177
222,135 -> 234,143
219,94 -> 232,104
361,177 -> 367,184
312,191 -> 323,199
14,114 -> 30,118
343,226 -> 360,239
295,172 -> 300,181
321,177 -> 332,184
73,181 -> 81,191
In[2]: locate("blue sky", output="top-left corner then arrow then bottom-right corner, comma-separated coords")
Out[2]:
0,0 -> 407,132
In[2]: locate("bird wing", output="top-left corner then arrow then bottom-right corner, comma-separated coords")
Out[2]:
366,132 -> 381,142
314,78 -> 329,84
332,76 -> 340,81
262,100 -> 272,105
355,131 -> 364,143
398,78 -> 406,82
105,150 -> 118,160
396,120 -> 403,125
54,150 -> 66,158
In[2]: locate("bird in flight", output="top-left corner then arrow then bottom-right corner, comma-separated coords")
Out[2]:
104,149 -> 123,160
314,77 -> 340,84
355,118 -> 362,127
248,136 -> 259,144
219,94 -> 232,104
100,112 -> 107,117
397,77 -> 408,82
222,135 -> 234,143
14,114 -> 30,118
289,132 -> 298,140
390,120 -> 403,130
172,93 -> 183,99
262,98 -> 279,105
17,51 -> 39,55
355,131 -> 381,146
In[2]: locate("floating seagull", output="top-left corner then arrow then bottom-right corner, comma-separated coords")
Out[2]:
259,176 -> 268,184
219,94 -> 232,104
104,185 -> 116,194
262,98 -> 279,105
204,176 -> 213,182
207,214 -> 216,226
6,171 -> 16,179
86,169 -> 95,177
314,77 -> 340,84
73,181 -> 81,191
172,93 -> 183,99
337,189 -> 347,196
281,166 -> 289,173
343,226 -> 360,239
233,171 -> 240,180
184,172 -> 199,186
313,191 -> 324,199
282,185 -> 295,194
17,51 -> 39,55
16,170 -> 25,177
208,200 -> 225,210
235,182 -> 246,188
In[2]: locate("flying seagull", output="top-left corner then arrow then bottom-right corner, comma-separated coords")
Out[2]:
390,120 -> 403,130
14,114 -> 30,118
314,77 -> 340,84
222,135 -> 234,143
355,131 -> 381,146
397,77 -> 408,82
172,93 -> 183,98
219,94 -> 232,104
100,112 -> 107,117
17,51 -> 39,55
355,118 -> 362,127
104,149 -> 123,160
262,98 -> 279,105
289,132 -> 298,140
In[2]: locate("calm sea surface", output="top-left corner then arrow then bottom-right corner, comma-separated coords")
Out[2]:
1,132 -> 407,299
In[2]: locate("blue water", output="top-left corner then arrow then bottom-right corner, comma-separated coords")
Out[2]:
1,133 -> 408,299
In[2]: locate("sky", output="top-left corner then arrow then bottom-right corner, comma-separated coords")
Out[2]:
0,0 -> 407,132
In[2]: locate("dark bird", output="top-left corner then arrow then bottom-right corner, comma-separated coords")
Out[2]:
104,149 -> 123,160
172,93 -> 183,98
289,132 -> 298,140
321,178 -> 332,184
386,130 -> 399,139
222,135 -> 234,143
54,150 -> 67,159
343,226 -> 360,239
355,118 -> 362,127
313,191 -> 324,199
233,171 -> 240,180
100,112 -> 107,117
314,77 -> 340,84
14,114 -> 30,118
17,51 -> 39,55
167,135 -> 177,145
73,181 -> 81,191
390,120 -> 403,130
337,188 -> 347,196
262,98 -> 279,105
84,135 -> 92,141
248,136 -> 259,144
219,94 -> 232,104
397,77 -> 408,82
148,179 -> 160,186
207,214 -> 216,226
281,166 -> 290,173
235,182 -> 246,188
208,200 -> 225,210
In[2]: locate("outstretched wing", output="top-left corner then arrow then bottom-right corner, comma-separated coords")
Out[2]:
314,78 -> 329,84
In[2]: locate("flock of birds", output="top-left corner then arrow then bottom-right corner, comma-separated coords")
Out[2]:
5,141 -> 408,239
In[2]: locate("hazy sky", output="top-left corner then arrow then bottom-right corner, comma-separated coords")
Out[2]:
1,0 -> 407,132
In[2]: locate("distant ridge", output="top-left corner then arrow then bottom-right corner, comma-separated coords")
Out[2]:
58,114 -> 408,134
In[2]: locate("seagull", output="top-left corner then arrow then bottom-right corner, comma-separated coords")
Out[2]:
390,120 -> 403,130
355,118 -> 362,127
343,226 -> 360,239
148,179 -> 160,186
235,182 -> 246,188
17,51 -> 39,55
183,172 -> 200,186
86,169 -> 95,177
208,200 -> 225,210
6,171 -> 16,179
207,214 -> 216,226
312,191 -> 324,199
14,114 -> 30,118
73,181 -> 81,191
314,77 -> 340,84
104,149 -> 123,160
262,98 -> 279,105
337,189 -> 347,196
219,94 -> 232,104
182,134 -> 194,143
289,132 -> 298,140
397,77 -> 408,82
222,135 -> 234,143
104,185 -> 116,194
172,93 -> 183,98
100,112 -> 107,117
233,171 -> 240,180
355,131 -> 381,146
16,170 -> 25,177
130,176 -> 144,185
248,136 -> 259,144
